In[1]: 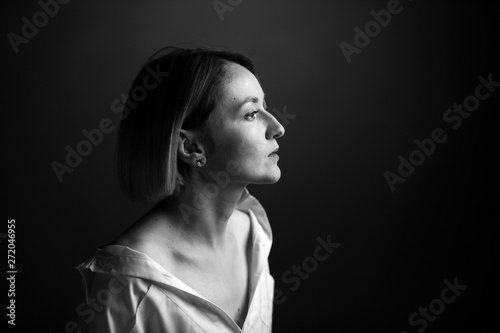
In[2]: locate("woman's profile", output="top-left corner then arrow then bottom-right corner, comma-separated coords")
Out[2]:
76,47 -> 285,332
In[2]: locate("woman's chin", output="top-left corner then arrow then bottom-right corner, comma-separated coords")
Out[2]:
262,168 -> 282,184
244,166 -> 281,185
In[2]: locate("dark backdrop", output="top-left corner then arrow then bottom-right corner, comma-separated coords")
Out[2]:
3,0 -> 498,332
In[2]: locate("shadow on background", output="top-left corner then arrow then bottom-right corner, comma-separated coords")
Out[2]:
2,0 -> 498,332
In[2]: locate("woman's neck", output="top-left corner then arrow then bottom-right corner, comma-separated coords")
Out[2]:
160,179 -> 246,251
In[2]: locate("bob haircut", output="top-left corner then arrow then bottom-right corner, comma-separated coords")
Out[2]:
115,47 -> 255,203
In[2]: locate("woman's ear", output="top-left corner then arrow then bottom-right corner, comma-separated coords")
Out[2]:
177,129 -> 204,166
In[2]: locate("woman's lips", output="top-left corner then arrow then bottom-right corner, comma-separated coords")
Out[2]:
268,147 -> 279,156
268,152 -> 279,159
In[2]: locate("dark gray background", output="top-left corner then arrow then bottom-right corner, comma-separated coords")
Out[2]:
3,0 -> 498,332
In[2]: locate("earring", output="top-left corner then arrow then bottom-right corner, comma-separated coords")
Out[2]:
196,160 -> 205,167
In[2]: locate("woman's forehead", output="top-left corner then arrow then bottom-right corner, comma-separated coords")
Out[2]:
222,64 -> 264,103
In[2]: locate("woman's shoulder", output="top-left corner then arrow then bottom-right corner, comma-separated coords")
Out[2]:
110,205 -> 175,257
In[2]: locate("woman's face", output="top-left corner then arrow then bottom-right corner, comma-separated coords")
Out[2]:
205,63 -> 285,185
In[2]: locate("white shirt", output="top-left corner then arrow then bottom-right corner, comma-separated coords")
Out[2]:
76,188 -> 274,333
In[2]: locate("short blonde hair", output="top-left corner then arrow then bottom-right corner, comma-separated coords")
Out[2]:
115,47 -> 255,203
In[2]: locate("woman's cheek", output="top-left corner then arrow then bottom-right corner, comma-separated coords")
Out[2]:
236,140 -> 254,157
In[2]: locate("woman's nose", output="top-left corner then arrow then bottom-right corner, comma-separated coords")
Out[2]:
266,112 -> 285,140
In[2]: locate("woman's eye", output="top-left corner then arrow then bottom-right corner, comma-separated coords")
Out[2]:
245,111 -> 259,120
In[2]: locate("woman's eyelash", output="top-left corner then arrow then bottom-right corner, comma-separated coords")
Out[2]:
245,110 -> 259,120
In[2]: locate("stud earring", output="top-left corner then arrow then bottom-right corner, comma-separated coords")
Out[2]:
196,160 -> 204,167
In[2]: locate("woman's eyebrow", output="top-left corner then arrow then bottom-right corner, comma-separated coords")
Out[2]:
239,93 -> 266,107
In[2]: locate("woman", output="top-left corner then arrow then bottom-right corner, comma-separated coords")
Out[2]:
76,47 -> 285,333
